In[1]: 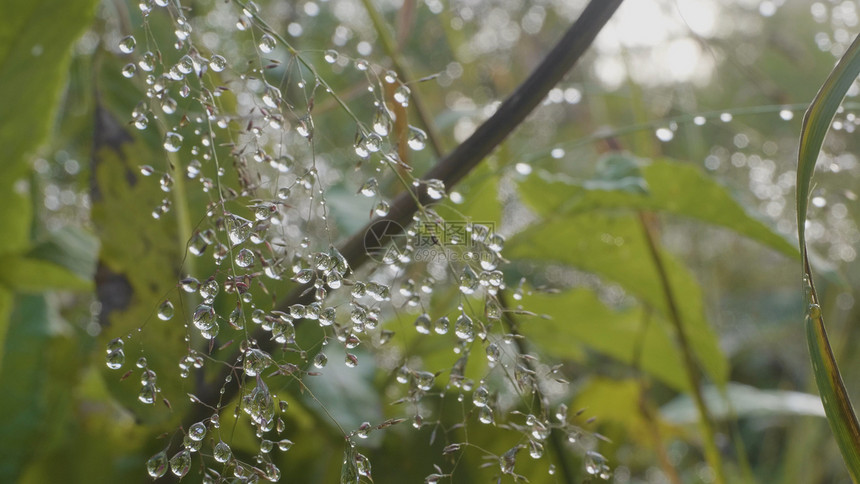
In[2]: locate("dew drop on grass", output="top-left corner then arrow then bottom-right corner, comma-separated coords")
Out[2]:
259,33 -> 276,53
478,406 -> 494,424
425,179 -> 445,200
407,125 -> 426,150
213,441 -> 232,463
434,316 -> 449,335
121,63 -> 136,78
528,439 -> 544,459
359,177 -> 378,197
414,371 -> 435,391
164,132 -> 183,152
313,352 -> 328,368
225,214 -> 252,244
394,84 -> 411,106
192,304 -> 216,330
365,133 -> 382,152
473,383 -> 489,407
324,49 -> 338,63
199,279 -> 219,303
209,54 -> 227,72
373,200 -> 390,216
106,348 -> 125,369
372,107 -> 390,136
355,58 -> 369,71
160,173 -> 173,192
655,127 -> 673,142
780,109 -> 794,121
139,51 -> 156,72
345,353 -> 358,367
262,84 -> 281,108
188,421 -> 207,441
118,35 -> 136,54
235,248 -> 255,268
169,449 -> 191,477
146,450 -> 168,478
278,439 -> 293,451
486,342 -> 500,363
414,313 -> 431,334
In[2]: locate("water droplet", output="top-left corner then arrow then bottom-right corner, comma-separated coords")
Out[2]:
188,421 -> 207,441
355,58 -> 369,71
359,177 -> 379,197
209,54 -> 227,72
192,304 -> 216,330
454,313 -> 475,341
121,63 -> 136,78
655,127 -> 674,142
243,348 -> 272,377
372,107 -> 390,136
199,279 -> 219,303
226,214 -> 252,244
394,84 -> 411,106
278,439 -> 293,451
119,35 -> 136,54
259,33 -> 276,53
473,383 -> 489,407
163,132 -> 183,152
528,439 -> 544,459
262,84 -> 281,108
296,116 -> 313,138
146,450 -> 169,478
242,380 -> 275,430
313,352 -> 328,368
585,451 -> 607,476
235,248 -> 255,268
478,405 -> 494,424
414,313 -> 431,334
106,348 -> 125,369
139,51 -> 156,72
169,449 -> 191,477
414,371 -> 435,391
425,179 -> 445,200
486,343 -> 500,363
434,316 -> 449,335
160,173 -> 174,192
365,133 -> 382,152
407,125 -> 426,150
780,109 -> 794,121
373,200 -> 390,216
808,303 -> 822,319
213,441 -> 232,463
324,49 -> 338,63
345,353 -> 358,367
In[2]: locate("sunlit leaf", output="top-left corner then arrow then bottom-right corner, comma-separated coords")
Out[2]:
661,383 -> 825,424
519,154 -> 797,258
508,213 -> 727,386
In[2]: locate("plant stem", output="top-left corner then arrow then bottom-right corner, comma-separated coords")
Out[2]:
637,211 -> 726,484
186,0 -> 624,427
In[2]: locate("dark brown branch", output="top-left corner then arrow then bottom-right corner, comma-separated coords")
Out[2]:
187,0 -> 624,426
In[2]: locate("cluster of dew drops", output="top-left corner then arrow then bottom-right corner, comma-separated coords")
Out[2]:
104,0 -> 611,482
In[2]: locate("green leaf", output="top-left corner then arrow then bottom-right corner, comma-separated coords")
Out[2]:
661,383 -> 825,425
519,155 -> 798,258
0,180 -> 31,255
520,289 -> 690,391
508,212 -> 728,386
0,0 -> 99,178
796,31 -> 860,481
27,226 -> 98,282
0,255 -> 92,292
0,294 -> 78,481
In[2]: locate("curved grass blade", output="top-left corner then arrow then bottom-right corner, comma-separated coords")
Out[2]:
796,31 -> 860,481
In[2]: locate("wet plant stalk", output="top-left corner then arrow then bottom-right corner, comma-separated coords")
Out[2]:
637,211 -> 726,484
359,0 -> 445,158
186,0 -> 625,427
499,292 -> 576,484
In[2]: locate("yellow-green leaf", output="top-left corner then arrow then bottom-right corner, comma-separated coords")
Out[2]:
796,30 -> 860,481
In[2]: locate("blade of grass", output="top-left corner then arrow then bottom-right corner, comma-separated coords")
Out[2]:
796,31 -> 860,481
